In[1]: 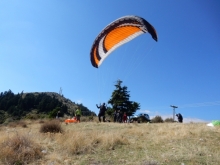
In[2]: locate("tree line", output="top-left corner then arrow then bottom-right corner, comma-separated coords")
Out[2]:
0,90 -> 95,123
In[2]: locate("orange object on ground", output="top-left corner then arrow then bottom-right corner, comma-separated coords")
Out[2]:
65,118 -> 78,123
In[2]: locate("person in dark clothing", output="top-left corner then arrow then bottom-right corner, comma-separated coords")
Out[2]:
119,110 -> 123,123
113,110 -> 117,122
96,103 -> 107,122
123,112 -> 127,123
176,113 -> 183,123
116,110 -> 123,123
56,111 -> 61,119
116,110 -> 120,122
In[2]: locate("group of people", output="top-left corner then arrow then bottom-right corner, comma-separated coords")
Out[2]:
97,103 -> 128,123
97,102 -> 184,123
113,110 -> 128,123
58,102 -> 183,124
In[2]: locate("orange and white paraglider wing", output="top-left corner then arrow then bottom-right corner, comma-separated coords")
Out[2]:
90,15 -> 158,68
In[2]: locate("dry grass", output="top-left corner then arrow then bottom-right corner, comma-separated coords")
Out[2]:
0,120 -> 220,164
0,133 -> 42,165
7,120 -> 28,128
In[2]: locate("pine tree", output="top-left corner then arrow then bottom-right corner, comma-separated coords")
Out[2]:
108,80 -> 140,117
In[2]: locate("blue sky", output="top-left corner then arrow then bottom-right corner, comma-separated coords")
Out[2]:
1,1 -> 220,122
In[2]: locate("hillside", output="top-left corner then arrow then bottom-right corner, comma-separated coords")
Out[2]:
30,92 -> 96,116
0,90 -> 95,124
23,92 -> 79,115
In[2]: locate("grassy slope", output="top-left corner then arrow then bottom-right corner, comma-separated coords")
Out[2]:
0,120 -> 220,165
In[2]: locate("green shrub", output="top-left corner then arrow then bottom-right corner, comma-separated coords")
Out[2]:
88,115 -> 94,121
48,107 -> 61,118
0,110 -> 6,124
164,118 -> 174,123
25,113 -> 38,120
151,116 -> 164,123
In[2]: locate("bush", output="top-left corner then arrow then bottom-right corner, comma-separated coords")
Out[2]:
25,113 -> 40,120
0,134 -> 42,164
39,120 -> 45,124
151,116 -> 164,123
2,117 -> 14,125
164,118 -> 174,123
88,115 -> 94,121
0,110 -> 6,124
48,107 -> 61,119
7,120 -> 27,128
39,119 -> 63,133
79,116 -> 95,122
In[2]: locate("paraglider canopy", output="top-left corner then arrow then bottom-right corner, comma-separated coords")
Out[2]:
90,15 -> 158,68
207,120 -> 220,127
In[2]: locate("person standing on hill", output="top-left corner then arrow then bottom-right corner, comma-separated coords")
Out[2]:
118,110 -> 124,123
176,113 -> 183,123
56,111 -> 61,119
96,103 -> 107,122
123,112 -> 128,123
75,107 -> 82,123
113,110 -> 117,122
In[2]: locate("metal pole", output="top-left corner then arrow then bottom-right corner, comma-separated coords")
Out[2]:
170,105 -> 178,121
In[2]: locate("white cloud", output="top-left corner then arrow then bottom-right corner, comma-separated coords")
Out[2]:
138,109 -> 151,114
75,99 -> 82,104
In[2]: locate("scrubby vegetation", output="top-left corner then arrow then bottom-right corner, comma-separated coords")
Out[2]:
40,119 -> 63,133
151,115 -> 164,123
164,117 -> 174,123
7,120 -> 27,128
0,133 -> 42,165
0,120 -> 219,165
